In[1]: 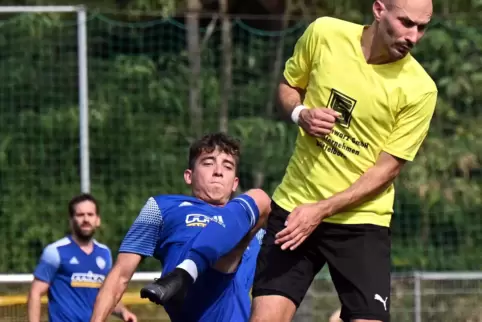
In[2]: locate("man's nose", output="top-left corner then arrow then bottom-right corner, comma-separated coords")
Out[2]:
213,164 -> 223,176
405,28 -> 418,46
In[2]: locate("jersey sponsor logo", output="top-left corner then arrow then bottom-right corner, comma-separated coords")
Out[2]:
69,257 -> 79,265
185,214 -> 225,228
327,88 -> 357,128
96,256 -> 106,270
185,214 -> 210,227
70,271 -> 105,288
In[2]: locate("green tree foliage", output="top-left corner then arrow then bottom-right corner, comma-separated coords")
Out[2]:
0,10 -> 480,274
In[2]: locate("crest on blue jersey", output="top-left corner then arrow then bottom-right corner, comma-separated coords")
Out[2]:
96,256 -> 106,270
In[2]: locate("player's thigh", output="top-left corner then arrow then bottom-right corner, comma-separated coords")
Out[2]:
321,223 -> 391,322
251,202 -> 325,319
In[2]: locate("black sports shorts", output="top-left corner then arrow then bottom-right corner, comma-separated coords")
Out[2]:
252,201 -> 391,322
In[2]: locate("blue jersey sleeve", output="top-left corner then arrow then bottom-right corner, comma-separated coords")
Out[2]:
33,244 -> 60,284
228,194 -> 260,229
119,197 -> 163,257
106,247 -> 113,270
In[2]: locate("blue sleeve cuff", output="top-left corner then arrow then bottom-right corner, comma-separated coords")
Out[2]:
231,194 -> 260,229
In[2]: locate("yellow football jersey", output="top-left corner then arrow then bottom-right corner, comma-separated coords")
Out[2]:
272,17 -> 438,227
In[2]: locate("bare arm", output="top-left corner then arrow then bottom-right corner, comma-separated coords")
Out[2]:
276,152 -> 406,250
279,78 -> 339,136
278,78 -> 305,118
90,253 -> 142,322
321,152 -> 406,216
28,279 -> 49,322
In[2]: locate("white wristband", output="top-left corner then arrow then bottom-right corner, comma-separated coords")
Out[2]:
291,105 -> 307,124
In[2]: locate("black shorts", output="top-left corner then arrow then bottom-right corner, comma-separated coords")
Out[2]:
252,202 -> 391,322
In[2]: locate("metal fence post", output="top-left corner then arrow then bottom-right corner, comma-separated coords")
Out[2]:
77,5 -> 90,193
414,271 -> 422,322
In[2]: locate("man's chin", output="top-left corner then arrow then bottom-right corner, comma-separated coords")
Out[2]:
391,47 -> 409,60
76,230 -> 95,241
206,198 -> 225,206
204,193 -> 228,206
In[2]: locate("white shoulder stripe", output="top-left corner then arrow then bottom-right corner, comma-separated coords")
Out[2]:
40,238 -> 70,269
93,240 -> 110,250
50,237 -> 71,248
41,246 -> 60,267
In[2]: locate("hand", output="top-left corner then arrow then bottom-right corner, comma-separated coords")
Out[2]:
275,202 -> 331,250
121,310 -> 137,322
298,108 -> 340,137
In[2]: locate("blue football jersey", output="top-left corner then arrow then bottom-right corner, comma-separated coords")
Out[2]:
33,236 -> 112,322
119,194 -> 264,322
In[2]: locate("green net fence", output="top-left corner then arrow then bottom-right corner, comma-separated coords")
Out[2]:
0,9 -> 481,321
0,9 -> 481,274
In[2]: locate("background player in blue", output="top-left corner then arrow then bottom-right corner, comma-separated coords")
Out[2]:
90,133 -> 271,322
27,193 -> 137,322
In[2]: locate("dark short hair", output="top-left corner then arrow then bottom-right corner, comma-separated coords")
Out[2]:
188,132 -> 241,170
68,193 -> 99,217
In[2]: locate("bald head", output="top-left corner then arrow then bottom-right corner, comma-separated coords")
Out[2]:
381,0 -> 433,20
370,0 -> 433,61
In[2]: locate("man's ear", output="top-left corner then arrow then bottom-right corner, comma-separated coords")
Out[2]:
231,177 -> 239,193
184,169 -> 193,185
373,0 -> 387,22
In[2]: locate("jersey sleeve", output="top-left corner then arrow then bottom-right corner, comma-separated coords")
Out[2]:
118,197 -> 163,257
229,194 -> 260,229
33,245 -> 60,284
383,91 -> 437,161
106,247 -> 113,271
283,18 -> 321,90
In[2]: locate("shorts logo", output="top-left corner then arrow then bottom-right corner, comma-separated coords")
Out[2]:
185,214 -> 225,228
327,89 -> 357,128
374,294 -> 388,311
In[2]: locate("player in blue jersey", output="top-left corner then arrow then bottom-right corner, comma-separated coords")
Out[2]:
90,132 -> 271,322
27,193 -> 137,322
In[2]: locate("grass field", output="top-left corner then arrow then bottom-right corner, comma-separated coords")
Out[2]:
0,282 -> 171,322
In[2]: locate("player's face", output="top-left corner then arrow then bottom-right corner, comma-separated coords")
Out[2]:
374,0 -> 432,59
70,200 -> 100,241
184,149 -> 239,206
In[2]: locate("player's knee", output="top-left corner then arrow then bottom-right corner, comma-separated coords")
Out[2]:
244,189 -> 271,219
329,308 -> 342,322
249,295 -> 296,322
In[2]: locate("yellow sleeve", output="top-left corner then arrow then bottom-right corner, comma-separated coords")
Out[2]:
383,91 -> 437,161
283,19 -> 320,90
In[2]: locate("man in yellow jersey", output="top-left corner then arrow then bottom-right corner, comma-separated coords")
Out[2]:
250,0 -> 436,322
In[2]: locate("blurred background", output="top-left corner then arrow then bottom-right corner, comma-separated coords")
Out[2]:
0,0 -> 481,321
